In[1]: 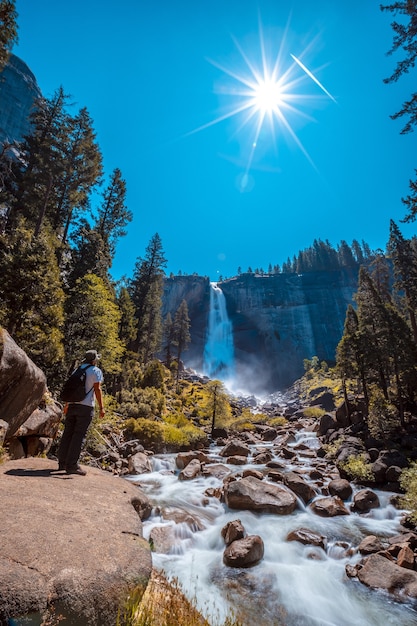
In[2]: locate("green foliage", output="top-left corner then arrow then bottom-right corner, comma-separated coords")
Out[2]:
302,407 -> 326,419
65,273 -> 124,375
0,1 -> 18,70
0,221 -> 65,375
340,454 -> 373,482
119,386 -> 165,419
124,418 -> 164,449
141,360 -> 166,390
267,416 -> 287,428
400,462 -> 417,525
367,386 -> 399,439
162,420 -> 206,448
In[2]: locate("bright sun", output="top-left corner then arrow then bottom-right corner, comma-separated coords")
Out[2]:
186,16 -> 335,178
253,77 -> 284,113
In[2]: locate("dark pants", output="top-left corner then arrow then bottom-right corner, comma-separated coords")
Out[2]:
58,404 -> 94,470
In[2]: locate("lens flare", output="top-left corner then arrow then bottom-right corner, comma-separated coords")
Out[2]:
186,15 -> 336,176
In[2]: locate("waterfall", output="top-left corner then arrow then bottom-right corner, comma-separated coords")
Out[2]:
203,282 -> 234,382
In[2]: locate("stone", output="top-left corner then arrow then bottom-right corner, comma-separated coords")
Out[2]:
351,489 -> 380,513
0,419 -> 9,446
224,476 -> 297,515
222,519 -> 245,546
328,478 -> 352,501
0,457 -> 152,625
227,455 -> 248,465
131,491 -> 153,521
242,468 -> 264,480
219,439 -> 250,458
358,535 -> 384,555
149,526 -> 176,554
286,527 -> 326,550
356,553 -> 417,599
0,329 -> 47,440
397,546 -> 415,570
202,463 -> 231,480
310,496 -> 350,517
283,472 -> 316,504
178,458 -> 201,480
318,413 -> 337,436
223,535 -> 264,568
128,451 -> 153,475
0,54 -> 42,144
175,450 -> 209,469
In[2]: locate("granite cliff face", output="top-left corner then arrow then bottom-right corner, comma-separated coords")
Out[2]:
0,54 -> 41,144
162,269 -> 358,393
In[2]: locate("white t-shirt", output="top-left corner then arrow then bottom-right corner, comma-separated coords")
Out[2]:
74,363 -> 104,407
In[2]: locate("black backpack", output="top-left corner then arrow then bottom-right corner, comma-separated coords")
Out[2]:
60,364 -> 93,403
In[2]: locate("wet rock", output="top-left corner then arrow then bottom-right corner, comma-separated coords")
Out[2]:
286,527 -> 326,549
227,455 -> 248,465
222,519 -> 245,546
318,413 -> 337,436
149,526 -> 176,554
397,545 -> 415,570
178,458 -> 201,480
224,476 -> 297,515
242,468 -> 264,480
219,440 -> 250,458
351,489 -> 380,513
131,491 -> 152,521
175,451 -> 210,469
255,425 -> 277,441
280,447 -> 296,460
202,463 -> 231,480
328,478 -> 352,501
283,472 -> 316,504
223,535 -> 264,568
253,451 -> 273,464
160,507 -> 204,531
386,465 -> 402,483
128,452 -> 153,475
358,535 -> 384,555
310,496 -> 350,517
356,553 -> 417,599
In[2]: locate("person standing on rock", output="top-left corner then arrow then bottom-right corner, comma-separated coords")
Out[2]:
58,350 -> 105,475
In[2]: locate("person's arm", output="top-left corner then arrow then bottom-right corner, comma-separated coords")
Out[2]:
93,382 -> 105,418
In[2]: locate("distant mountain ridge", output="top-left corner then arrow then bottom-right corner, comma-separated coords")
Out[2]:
162,269 -> 358,393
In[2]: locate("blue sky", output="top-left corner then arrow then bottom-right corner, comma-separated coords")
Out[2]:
14,0 -> 417,281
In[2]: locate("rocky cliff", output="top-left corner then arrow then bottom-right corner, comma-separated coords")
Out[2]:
162,269 -> 359,393
0,54 -> 41,144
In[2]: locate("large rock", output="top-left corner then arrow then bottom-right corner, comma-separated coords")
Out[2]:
356,553 -> 417,599
283,471 -> 316,504
128,451 -> 153,475
0,54 -> 42,144
224,476 -> 297,515
223,535 -> 264,568
0,330 -> 47,440
0,457 -> 152,625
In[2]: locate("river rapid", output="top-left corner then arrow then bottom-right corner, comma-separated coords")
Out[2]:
128,428 -> 417,626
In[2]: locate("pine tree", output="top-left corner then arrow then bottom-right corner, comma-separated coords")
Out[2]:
387,219 -> 417,343
65,273 -> 124,374
129,233 -> 167,363
0,221 -> 65,376
0,0 -> 18,71
67,220 -> 112,287
173,299 -> 191,389
370,250 -> 391,302
162,312 -> 174,367
336,304 -> 369,407
95,168 -> 132,256
117,286 -> 137,347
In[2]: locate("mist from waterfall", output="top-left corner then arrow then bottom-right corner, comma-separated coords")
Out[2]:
203,282 -> 235,383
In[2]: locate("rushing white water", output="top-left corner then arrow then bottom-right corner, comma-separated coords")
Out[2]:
128,432 -> 417,626
203,283 -> 235,383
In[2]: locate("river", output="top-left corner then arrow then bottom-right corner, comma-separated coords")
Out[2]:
128,428 -> 417,626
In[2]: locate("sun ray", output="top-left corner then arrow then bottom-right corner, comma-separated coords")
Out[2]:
186,15 -> 336,175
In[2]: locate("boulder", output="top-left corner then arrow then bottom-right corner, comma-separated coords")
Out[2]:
224,476 -> 297,515
310,496 -> 350,517
356,553 -> 417,599
219,439 -> 250,458
283,472 -> 316,504
131,491 -> 153,521
286,527 -> 326,550
175,450 -> 209,469
223,535 -> 264,568
128,451 -> 153,475
178,458 -> 201,480
351,489 -> 380,513
221,519 -> 245,546
318,413 -> 337,436
202,463 -> 231,480
0,457 -> 152,625
328,478 -> 352,501
0,330 -> 47,440
357,535 -> 384,555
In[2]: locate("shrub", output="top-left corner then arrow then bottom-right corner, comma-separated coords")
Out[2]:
124,418 -> 164,449
367,387 -> 398,439
340,454 -> 373,482
267,416 -> 287,428
400,462 -> 417,525
141,360 -> 166,390
303,407 -> 326,419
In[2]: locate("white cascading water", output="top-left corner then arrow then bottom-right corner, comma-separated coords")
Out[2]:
128,431 -> 417,626
203,283 -> 235,383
